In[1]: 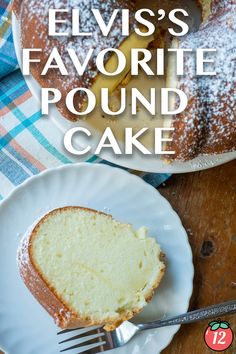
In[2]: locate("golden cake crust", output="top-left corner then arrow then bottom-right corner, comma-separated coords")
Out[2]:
18,206 -> 165,331
169,0 -> 236,160
14,0 -> 235,160
13,0 -> 138,121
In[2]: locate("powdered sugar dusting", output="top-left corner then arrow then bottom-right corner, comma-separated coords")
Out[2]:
171,1 -> 236,159
16,0 -> 236,159
18,0 -> 136,110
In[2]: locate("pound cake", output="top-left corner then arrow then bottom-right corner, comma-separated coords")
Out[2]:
18,207 -> 165,330
13,0 -> 236,161
166,0 -> 236,160
13,0 -> 153,114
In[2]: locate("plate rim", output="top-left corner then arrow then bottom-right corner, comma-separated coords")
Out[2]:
0,162 -> 194,354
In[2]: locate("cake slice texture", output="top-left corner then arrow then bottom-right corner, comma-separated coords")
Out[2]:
18,207 -> 165,330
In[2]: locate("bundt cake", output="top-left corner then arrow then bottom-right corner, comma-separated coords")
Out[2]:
13,0 -> 236,160
18,207 -> 165,330
13,0 -> 153,114
168,0 -> 236,160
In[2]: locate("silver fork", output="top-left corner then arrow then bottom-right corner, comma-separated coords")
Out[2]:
57,300 -> 236,353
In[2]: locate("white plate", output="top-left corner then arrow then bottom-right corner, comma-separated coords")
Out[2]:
0,163 -> 193,354
12,14 -> 236,173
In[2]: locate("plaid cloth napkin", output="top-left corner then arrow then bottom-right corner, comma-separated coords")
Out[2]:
0,1 -> 170,200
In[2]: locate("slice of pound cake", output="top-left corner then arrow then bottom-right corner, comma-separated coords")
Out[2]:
18,207 -> 165,330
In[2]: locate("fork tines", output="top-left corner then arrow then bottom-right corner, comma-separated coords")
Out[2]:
58,326 -> 106,353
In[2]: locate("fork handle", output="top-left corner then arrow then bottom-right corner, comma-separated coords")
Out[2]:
138,300 -> 236,331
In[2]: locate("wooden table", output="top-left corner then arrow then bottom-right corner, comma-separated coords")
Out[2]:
160,160 -> 236,353
1,160 -> 235,354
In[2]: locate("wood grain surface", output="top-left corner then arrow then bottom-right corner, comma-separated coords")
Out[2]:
0,160 -> 235,354
160,160 -> 236,354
